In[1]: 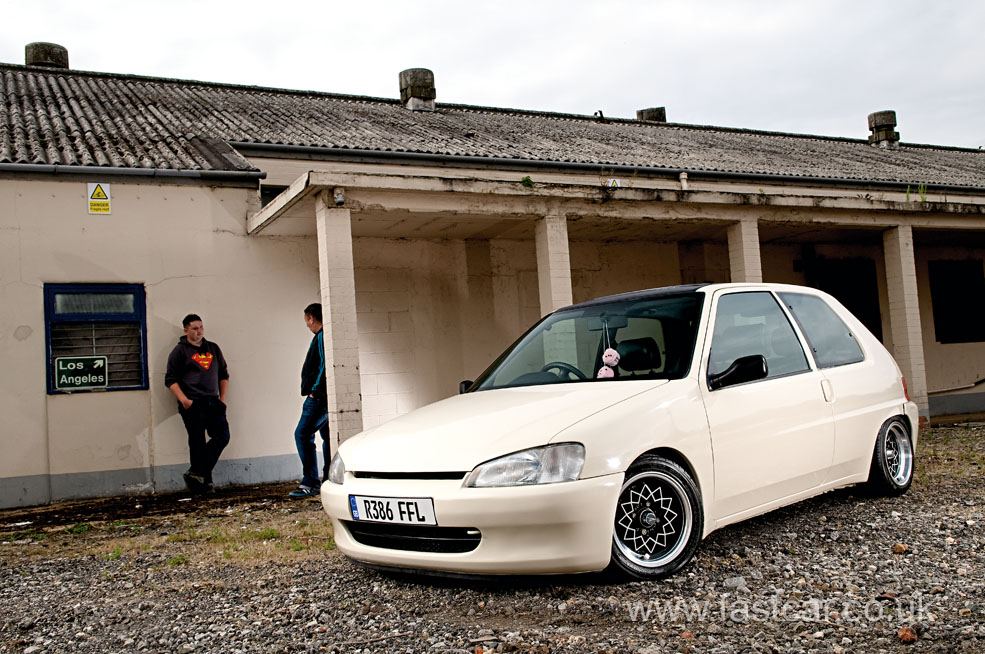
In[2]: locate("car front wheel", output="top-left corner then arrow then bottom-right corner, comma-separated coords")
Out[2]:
609,455 -> 703,579
866,417 -> 914,496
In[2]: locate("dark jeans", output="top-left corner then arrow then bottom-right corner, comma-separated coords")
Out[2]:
295,396 -> 330,488
178,397 -> 230,483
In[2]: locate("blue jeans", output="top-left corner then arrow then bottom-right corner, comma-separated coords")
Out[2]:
295,396 -> 330,488
178,397 -> 230,484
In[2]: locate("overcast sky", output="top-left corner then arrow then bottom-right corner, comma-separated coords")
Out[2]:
2,1 -> 983,149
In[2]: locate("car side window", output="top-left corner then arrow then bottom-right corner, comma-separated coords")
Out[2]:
709,292 -> 811,380
779,292 -> 865,368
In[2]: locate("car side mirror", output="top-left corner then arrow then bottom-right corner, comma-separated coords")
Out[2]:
459,380 -> 474,394
708,355 -> 768,390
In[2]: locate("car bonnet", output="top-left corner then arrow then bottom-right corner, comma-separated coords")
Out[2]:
338,381 -> 667,474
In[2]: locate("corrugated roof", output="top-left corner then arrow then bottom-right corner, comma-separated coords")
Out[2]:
2,63 -> 984,188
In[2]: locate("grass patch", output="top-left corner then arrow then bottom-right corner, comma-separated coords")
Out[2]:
289,539 -> 307,552
106,546 -> 122,560
166,554 -> 189,567
245,528 -> 280,541
167,531 -> 193,543
67,523 -> 92,535
919,427 -> 985,481
7,530 -> 45,542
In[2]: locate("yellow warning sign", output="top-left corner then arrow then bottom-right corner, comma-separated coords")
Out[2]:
87,182 -> 111,214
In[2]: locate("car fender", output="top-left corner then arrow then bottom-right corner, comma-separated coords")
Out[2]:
550,379 -> 716,537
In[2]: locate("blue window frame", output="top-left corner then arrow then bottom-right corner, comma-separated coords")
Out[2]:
44,283 -> 149,393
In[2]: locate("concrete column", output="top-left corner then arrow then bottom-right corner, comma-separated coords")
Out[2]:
535,214 -> 573,314
727,220 -> 763,283
883,225 -> 929,420
315,193 -> 364,452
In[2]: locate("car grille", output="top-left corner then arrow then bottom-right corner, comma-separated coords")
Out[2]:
343,521 -> 481,553
352,471 -> 467,480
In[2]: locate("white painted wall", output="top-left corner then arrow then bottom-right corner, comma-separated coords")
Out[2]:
353,236 -> 704,428
0,178 -> 320,505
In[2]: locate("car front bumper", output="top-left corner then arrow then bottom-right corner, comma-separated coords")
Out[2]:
321,472 -> 624,575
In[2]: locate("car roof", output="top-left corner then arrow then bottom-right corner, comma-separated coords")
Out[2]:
562,283 -> 711,311
560,282 -> 826,312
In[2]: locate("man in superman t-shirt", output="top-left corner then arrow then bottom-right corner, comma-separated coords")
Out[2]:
165,313 -> 230,493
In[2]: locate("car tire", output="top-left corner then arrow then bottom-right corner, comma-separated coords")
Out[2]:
609,455 -> 703,580
865,417 -> 914,496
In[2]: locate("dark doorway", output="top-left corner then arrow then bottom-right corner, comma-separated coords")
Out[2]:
805,257 -> 883,341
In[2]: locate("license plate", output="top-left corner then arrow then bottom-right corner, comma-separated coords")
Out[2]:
349,495 -> 437,525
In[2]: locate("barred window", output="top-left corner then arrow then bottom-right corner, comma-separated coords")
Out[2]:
45,284 -> 148,393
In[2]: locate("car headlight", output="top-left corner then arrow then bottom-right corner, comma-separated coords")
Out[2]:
465,443 -> 585,488
327,453 -> 345,485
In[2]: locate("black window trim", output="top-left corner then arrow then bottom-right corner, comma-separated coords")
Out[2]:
44,282 -> 149,394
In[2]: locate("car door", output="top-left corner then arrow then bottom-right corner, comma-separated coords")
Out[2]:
778,291 -> 901,483
700,290 -> 835,520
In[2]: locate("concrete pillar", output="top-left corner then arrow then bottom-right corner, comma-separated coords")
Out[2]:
727,219 -> 763,283
535,214 -> 573,314
883,225 -> 929,420
315,193 -> 364,452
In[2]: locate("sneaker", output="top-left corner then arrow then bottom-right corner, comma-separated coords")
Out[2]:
183,471 -> 208,493
289,484 -> 319,499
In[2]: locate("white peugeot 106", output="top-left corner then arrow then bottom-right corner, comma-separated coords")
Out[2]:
321,283 -> 918,579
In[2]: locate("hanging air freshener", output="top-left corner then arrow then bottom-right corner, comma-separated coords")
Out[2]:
597,318 -> 620,378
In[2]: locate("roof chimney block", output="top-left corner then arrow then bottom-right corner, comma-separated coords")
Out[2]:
636,107 -> 667,123
868,110 -> 899,149
399,68 -> 436,112
25,42 -> 69,69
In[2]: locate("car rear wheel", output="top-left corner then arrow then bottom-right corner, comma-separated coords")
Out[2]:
865,417 -> 914,496
609,455 -> 703,579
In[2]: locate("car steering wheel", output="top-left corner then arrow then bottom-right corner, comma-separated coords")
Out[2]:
540,361 -> 588,380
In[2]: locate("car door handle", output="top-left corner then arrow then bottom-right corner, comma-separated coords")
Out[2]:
820,379 -> 834,403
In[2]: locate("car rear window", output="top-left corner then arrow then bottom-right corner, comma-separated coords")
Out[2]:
779,292 -> 865,368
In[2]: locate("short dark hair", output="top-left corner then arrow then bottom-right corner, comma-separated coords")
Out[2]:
182,313 -> 202,327
304,303 -> 323,322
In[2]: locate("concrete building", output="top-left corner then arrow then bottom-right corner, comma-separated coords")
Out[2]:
2,44 -> 984,508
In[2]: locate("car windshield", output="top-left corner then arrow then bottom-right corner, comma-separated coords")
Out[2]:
473,293 -> 703,390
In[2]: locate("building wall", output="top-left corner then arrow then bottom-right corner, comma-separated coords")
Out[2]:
352,236 -> 701,428
0,178 -> 320,507
350,231 -> 985,429
570,241 -> 683,302
353,237 -> 541,429
916,247 -> 985,414
761,241 -> 893,349
5,171 -> 985,508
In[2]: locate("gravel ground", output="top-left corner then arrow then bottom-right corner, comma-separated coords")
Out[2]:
2,425 -> 983,654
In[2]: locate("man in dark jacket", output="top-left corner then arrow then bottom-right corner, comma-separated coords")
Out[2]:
289,303 -> 330,498
165,314 -> 230,493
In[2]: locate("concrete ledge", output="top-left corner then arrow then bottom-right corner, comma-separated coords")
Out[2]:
0,453 -> 308,510
930,391 -> 985,418
0,474 -> 51,508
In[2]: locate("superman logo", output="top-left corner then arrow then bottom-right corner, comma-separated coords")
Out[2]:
192,353 -> 213,370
